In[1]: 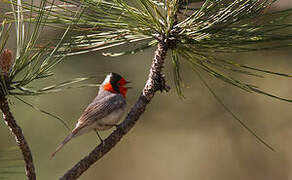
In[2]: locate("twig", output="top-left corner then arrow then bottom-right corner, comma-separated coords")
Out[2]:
0,96 -> 36,180
59,37 -> 169,180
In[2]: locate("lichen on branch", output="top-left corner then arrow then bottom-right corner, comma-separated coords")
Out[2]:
0,96 -> 36,180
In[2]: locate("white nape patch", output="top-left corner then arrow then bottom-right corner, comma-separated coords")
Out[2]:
102,74 -> 112,85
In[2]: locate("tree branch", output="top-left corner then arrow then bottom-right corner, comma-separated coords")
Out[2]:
0,96 -> 36,180
59,37 -> 169,180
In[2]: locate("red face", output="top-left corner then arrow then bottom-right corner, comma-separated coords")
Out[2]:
103,74 -> 130,98
117,78 -> 128,97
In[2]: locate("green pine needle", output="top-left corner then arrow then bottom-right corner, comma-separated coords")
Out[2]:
14,96 -> 70,131
194,67 -> 275,152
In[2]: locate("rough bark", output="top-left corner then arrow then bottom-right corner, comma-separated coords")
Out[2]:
59,38 -> 169,180
0,96 -> 36,180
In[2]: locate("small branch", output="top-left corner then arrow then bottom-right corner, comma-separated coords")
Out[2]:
59,38 -> 169,180
0,96 -> 36,180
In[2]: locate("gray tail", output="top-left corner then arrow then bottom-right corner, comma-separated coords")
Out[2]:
51,133 -> 74,159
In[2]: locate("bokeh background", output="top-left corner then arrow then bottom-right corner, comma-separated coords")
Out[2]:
0,1 -> 292,180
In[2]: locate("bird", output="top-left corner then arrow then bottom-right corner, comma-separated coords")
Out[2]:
51,72 -> 130,158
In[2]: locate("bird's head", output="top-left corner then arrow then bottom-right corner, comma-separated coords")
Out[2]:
102,72 -> 131,98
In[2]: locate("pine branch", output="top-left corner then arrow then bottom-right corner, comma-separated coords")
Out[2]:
0,96 -> 36,180
59,36 -> 169,180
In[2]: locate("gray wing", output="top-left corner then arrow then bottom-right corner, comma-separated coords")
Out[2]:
72,94 -> 126,133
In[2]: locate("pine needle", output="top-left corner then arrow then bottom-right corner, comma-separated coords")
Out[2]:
14,95 -> 70,131
193,67 -> 275,152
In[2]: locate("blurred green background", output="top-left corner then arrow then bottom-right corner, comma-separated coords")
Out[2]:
1,1 -> 292,180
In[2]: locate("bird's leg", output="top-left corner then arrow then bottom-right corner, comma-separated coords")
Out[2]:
94,130 -> 104,145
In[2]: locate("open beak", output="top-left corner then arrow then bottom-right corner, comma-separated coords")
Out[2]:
125,81 -> 132,89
